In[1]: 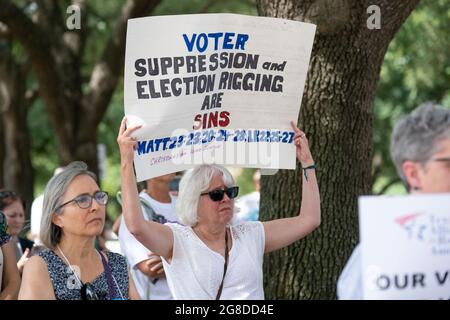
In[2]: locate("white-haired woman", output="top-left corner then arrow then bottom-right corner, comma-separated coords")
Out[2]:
19,161 -> 139,300
118,118 -> 321,299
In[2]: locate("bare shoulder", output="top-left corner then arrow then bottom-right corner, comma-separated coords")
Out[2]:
21,255 -> 52,286
24,255 -> 48,272
19,255 -> 55,300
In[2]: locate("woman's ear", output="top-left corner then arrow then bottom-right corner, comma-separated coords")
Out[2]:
52,213 -> 63,228
402,161 -> 422,191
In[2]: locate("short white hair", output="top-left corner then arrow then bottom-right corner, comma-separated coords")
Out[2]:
390,103 -> 450,190
176,164 -> 236,227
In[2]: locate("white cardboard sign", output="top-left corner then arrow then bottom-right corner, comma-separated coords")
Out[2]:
124,13 -> 316,181
359,194 -> 450,300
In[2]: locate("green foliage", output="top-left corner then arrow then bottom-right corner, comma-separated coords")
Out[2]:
28,100 -> 59,195
372,0 -> 450,195
154,0 -> 256,15
236,168 -> 258,196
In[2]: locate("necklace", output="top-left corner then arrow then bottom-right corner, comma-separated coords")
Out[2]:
57,245 -> 126,300
57,245 -> 84,288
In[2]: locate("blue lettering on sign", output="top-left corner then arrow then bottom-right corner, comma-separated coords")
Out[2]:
182,32 -> 249,52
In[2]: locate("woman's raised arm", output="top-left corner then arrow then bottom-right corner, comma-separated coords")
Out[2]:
117,117 -> 174,260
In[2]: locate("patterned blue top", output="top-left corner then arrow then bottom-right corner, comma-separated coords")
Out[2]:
0,211 -> 11,246
38,249 -> 129,300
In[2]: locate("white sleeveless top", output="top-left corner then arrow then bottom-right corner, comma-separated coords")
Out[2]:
162,221 -> 265,300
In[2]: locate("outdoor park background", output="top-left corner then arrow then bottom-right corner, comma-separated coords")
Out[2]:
0,0 -> 448,299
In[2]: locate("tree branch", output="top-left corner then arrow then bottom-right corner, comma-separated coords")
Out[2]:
84,0 -> 162,132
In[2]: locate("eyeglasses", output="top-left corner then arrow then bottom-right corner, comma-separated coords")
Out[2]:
55,191 -> 108,212
431,157 -> 450,163
81,282 -> 100,300
200,186 -> 239,202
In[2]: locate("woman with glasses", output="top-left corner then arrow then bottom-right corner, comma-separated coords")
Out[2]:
337,103 -> 450,299
117,118 -> 321,299
0,190 -> 34,275
18,161 -> 140,300
1,210 -> 21,299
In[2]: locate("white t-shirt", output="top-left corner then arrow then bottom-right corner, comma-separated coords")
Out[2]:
337,243 -> 363,299
119,191 -> 178,300
31,194 -> 44,244
162,221 -> 265,300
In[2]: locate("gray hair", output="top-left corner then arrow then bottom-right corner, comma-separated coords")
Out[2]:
176,164 -> 236,227
390,103 -> 450,190
40,161 -> 97,249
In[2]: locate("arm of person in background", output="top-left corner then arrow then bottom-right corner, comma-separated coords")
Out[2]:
128,271 -> 141,300
117,117 -> 174,260
18,256 -> 55,300
0,242 -> 21,300
136,252 -> 165,280
118,215 -> 165,283
17,248 -> 31,274
112,214 -> 122,236
263,121 -> 321,253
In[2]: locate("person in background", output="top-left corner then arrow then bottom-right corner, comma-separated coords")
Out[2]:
234,170 -> 260,223
337,103 -> 450,299
19,161 -> 139,300
30,167 -> 66,245
0,190 -> 34,274
118,174 -> 178,300
118,118 -> 320,299
169,173 -> 182,198
0,210 -> 21,300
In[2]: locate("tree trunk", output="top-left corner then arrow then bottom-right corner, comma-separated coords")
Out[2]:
0,41 -> 34,220
257,0 -> 420,299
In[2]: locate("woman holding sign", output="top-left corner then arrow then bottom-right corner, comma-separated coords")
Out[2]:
118,118 -> 320,299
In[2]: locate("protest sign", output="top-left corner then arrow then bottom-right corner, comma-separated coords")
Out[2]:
359,194 -> 450,299
124,13 -> 316,181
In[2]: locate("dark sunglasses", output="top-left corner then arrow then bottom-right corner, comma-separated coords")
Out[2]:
201,186 -> 239,202
55,191 -> 108,212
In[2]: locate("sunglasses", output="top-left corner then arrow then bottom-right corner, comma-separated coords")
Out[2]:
201,186 -> 239,202
55,191 -> 108,212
